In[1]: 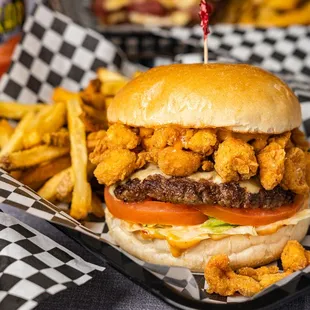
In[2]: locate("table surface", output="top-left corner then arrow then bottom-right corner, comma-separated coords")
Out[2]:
2,204 -> 310,310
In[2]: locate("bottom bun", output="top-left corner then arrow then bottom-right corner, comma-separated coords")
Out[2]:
105,204 -> 310,272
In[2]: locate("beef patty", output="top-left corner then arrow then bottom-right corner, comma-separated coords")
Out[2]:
114,174 -> 295,209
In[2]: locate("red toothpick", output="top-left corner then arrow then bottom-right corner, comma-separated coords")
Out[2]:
199,0 -> 213,64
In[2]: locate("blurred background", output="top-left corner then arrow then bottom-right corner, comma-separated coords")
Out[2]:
91,0 -> 310,27
1,0 -> 310,75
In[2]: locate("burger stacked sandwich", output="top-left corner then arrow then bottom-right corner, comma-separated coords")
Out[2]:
89,63 -> 310,271
92,0 -> 201,26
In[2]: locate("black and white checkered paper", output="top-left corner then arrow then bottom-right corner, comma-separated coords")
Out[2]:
0,1 -> 310,307
0,210 -> 104,310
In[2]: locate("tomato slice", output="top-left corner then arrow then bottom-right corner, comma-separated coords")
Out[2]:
194,195 -> 305,226
104,187 -> 208,226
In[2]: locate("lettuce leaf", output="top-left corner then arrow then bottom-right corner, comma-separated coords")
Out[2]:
201,217 -> 238,233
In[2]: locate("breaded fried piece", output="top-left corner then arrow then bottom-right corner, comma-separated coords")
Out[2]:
281,240 -> 307,272
214,137 -> 258,182
187,129 -> 217,155
251,136 -> 268,153
204,255 -> 261,297
87,130 -> 107,151
269,132 -> 291,148
158,147 -> 201,177
148,127 -> 180,149
281,147 -> 309,194
259,272 -> 292,289
202,160 -> 214,172
237,266 -> 279,281
106,123 -> 140,150
257,142 -> 285,190
94,149 -> 137,185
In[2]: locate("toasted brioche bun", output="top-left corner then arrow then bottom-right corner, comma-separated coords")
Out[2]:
108,64 -> 301,133
105,198 -> 310,272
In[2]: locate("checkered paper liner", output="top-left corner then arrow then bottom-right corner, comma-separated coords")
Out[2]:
2,167 -> 310,307
0,1 -> 310,308
0,210 -> 104,310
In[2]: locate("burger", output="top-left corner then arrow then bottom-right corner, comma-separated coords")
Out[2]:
89,64 -> 310,271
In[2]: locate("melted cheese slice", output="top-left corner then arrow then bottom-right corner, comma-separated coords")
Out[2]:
129,164 -> 262,193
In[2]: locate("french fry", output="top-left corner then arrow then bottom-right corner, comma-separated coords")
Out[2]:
0,102 -> 44,119
101,80 -> 128,96
0,111 -> 35,156
38,167 -> 73,202
55,168 -> 74,202
20,156 -> 71,190
42,128 -> 70,147
90,192 -> 105,218
257,2 -> 310,26
105,97 -> 114,108
23,102 -> 67,149
0,120 -> 14,149
67,96 -> 92,220
265,0 -> 299,10
0,145 -> 70,170
52,87 -> 76,102
97,68 -> 129,83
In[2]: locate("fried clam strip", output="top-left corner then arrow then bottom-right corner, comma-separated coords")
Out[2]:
0,111 -> 35,156
214,137 -> 258,182
0,119 -> 14,149
23,102 -> 67,149
237,266 -> 280,281
0,102 -> 44,119
0,145 -> 69,171
204,255 -> 261,297
19,156 -> 71,190
67,96 -> 92,220
236,266 -> 291,289
205,253 -> 294,297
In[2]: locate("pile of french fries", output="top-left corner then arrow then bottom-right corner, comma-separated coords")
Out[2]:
214,0 -> 310,26
0,68 -> 131,220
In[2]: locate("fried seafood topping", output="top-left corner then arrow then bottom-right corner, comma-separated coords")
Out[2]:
158,147 -> 201,176
257,142 -> 286,190
204,240 -> 310,297
281,148 -> 309,194
214,137 -> 258,182
204,255 -> 261,297
93,149 -> 144,186
281,240 -> 308,272
89,124 -> 310,194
